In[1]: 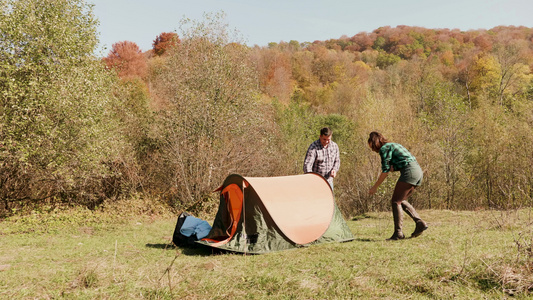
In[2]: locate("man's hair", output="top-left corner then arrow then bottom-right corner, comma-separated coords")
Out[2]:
320,127 -> 332,136
368,131 -> 389,152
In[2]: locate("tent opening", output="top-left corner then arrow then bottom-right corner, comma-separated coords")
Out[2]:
202,183 -> 243,246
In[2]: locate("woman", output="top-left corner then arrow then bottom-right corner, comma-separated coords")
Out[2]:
368,131 -> 428,240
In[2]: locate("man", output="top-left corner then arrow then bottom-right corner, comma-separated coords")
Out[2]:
303,127 -> 340,189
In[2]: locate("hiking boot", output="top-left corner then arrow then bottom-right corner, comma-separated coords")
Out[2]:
386,232 -> 405,241
411,221 -> 428,238
401,200 -> 428,238
387,202 -> 404,241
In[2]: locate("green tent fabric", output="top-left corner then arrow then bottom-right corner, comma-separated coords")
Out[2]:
196,173 -> 354,254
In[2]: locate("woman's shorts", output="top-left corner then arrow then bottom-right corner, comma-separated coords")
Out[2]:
398,161 -> 423,186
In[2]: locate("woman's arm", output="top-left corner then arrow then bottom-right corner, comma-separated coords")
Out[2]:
369,172 -> 389,195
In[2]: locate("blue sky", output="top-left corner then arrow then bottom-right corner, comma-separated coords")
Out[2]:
88,0 -> 533,53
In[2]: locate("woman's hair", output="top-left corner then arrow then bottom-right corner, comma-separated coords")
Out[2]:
368,131 -> 389,152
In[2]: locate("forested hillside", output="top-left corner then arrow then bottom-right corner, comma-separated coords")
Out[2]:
2,1 -> 532,217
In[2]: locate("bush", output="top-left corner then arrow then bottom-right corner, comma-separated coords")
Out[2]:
0,0 -> 123,212
146,12 -> 277,212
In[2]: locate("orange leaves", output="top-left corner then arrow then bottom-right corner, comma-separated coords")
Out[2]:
103,41 -> 147,79
254,47 -> 294,103
152,32 -> 180,56
439,50 -> 454,66
473,34 -> 493,51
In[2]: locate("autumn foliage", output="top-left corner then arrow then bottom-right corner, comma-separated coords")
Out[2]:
152,32 -> 180,56
103,41 -> 148,79
3,1 -> 533,220
246,25 -> 533,215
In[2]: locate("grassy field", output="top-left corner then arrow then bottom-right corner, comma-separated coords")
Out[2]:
1,203 -> 532,299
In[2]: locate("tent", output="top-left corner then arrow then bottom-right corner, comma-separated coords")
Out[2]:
196,173 -> 354,254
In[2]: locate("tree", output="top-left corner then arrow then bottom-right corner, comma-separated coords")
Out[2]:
456,48 -> 481,109
473,33 -> 493,51
469,53 -> 500,104
104,41 -> 148,79
152,32 -> 180,56
350,32 -> 375,51
255,48 -> 293,103
491,39 -> 531,106
376,50 -> 401,69
0,0 -> 122,210
290,50 -> 315,89
420,83 -> 469,209
148,12 -> 275,211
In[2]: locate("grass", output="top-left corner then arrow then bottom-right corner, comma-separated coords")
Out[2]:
1,202 -> 532,299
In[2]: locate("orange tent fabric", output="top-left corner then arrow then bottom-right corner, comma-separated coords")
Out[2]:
203,183 -> 243,246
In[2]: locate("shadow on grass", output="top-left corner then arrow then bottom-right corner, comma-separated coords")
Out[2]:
146,243 -> 175,250
352,214 -> 377,221
354,237 -> 379,242
145,243 -> 223,256
181,246 -> 221,256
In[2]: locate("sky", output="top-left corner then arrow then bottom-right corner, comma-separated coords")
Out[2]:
88,0 -> 533,54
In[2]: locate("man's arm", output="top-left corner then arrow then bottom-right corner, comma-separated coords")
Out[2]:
333,144 -> 340,172
329,144 -> 340,178
303,145 -> 316,173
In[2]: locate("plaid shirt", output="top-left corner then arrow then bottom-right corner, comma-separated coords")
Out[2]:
303,139 -> 340,180
379,143 -> 416,173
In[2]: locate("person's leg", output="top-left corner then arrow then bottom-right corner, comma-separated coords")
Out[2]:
395,181 -> 428,238
388,201 -> 404,240
401,201 -> 423,223
387,181 -> 414,240
402,200 -> 428,237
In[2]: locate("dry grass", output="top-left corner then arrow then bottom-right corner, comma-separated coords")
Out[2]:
1,207 -> 532,299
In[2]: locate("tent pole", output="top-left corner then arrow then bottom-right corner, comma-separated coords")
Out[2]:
242,180 -> 247,256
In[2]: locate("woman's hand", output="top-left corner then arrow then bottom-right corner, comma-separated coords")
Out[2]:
369,186 -> 378,195
369,172 -> 389,195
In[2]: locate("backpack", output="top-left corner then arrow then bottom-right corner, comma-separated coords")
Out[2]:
172,212 -> 212,247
